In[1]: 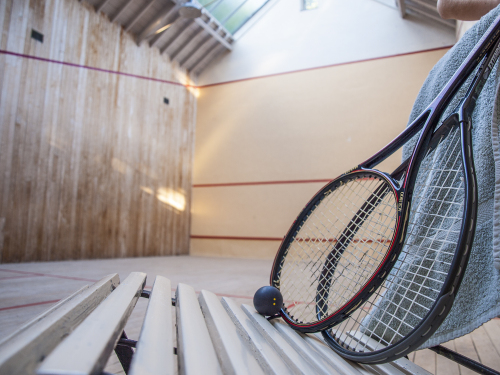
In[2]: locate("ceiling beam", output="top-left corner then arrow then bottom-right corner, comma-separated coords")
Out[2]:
96,0 -> 113,13
149,8 -> 182,47
159,19 -> 194,54
194,18 -> 232,50
111,0 -> 135,23
125,0 -> 155,32
179,34 -> 212,67
149,20 -> 176,48
136,3 -> 180,44
190,43 -> 225,74
169,26 -> 204,60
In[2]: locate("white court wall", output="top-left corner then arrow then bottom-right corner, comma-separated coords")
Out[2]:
191,48 -> 449,258
197,0 -> 456,86
191,0 -> 455,259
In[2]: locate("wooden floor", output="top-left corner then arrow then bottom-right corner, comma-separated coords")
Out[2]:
0,255 -> 498,375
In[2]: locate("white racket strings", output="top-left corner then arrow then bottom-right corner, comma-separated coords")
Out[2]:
329,125 -> 464,352
277,176 -> 398,325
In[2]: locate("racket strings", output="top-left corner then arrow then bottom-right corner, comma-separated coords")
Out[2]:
280,180 -> 386,319
278,175 -> 398,324
329,126 -> 464,353
290,179 -> 394,312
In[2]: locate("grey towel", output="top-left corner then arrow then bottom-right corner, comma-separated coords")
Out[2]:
361,6 -> 500,348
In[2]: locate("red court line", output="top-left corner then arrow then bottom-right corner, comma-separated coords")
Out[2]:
1,46 -> 453,91
294,238 -> 391,244
191,235 -> 391,244
197,45 -> 454,88
0,275 -> 39,281
0,300 -> 60,312
0,50 -> 190,88
0,269 -> 98,283
191,235 -> 283,241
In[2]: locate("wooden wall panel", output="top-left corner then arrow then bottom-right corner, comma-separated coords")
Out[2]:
0,0 -> 197,262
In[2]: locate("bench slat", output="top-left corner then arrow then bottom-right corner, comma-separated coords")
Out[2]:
345,331 -> 432,375
129,276 -> 174,375
176,283 -> 222,375
37,272 -> 146,375
241,304 -> 317,375
301,334 -> 365,375
331,331 -> 407,375
272,320 -> 344,375
222,297 -> 293,375
199,290 -> 264,375
0,273 -> 120,375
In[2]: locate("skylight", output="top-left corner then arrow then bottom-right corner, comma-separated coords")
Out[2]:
199,0 -> 270,34
303,0 -> 319,10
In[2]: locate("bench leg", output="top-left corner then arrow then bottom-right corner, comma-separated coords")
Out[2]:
115,331 -> 134,374
429,345 -> 500,375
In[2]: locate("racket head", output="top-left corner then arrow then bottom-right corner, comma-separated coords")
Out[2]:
321,116 -> 477,363
271,170 -> 404,333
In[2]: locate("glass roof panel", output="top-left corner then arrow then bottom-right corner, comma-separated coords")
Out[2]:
198,0 -> 269,35
223,0 -> 268,33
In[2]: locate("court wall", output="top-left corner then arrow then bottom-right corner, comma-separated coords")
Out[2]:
0,0 -> 197,262
191,48 -> 450,259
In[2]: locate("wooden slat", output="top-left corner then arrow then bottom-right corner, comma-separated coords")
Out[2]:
483,319 -> 500,356
301,334 -> 365,375
129,276 -> 174,375
470,323 -> 500,370
199,290 -> 264,375
221,297 -> 291,375
0,274 -> 119,375
363,362 -> 407,375
389,353 -> 434,375
436,341 -> 460,375
0,0 -> 195,263
37,272 -> 146,375
353,359 -> 408,375
176,283 -> 222,375
345,331 -> 432,375
241,304 -> 317,374
453,332 -> 481,375
271,321 -> 341,375
413,350 -> 435,375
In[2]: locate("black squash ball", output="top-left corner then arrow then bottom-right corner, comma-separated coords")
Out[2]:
253,286 -> 283,316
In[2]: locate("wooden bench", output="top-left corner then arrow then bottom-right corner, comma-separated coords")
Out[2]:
0,272 -> 431,375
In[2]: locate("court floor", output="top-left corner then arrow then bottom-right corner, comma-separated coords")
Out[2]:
0,255 -> 498,374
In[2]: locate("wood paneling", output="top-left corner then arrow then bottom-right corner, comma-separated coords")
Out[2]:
0,0 -> 197,262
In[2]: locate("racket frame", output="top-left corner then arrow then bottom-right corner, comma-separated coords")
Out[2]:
322,110 -> 477,363
270,11 -> 500,361
272,170 -> 403,332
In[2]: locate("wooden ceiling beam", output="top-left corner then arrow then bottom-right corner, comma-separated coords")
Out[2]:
111,0 -> 135,23
125,0 -> 155,32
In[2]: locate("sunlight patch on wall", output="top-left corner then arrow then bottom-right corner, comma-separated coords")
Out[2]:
157,187 -> 186,211
140,186 -> 186,211
140,186 -> 154,195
